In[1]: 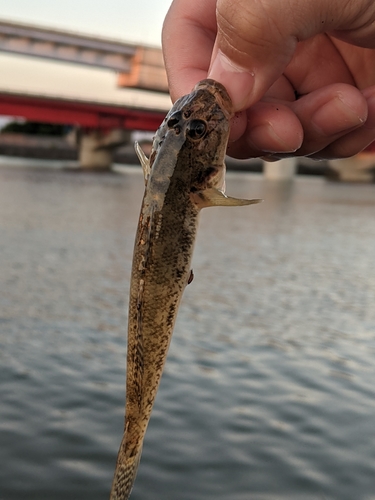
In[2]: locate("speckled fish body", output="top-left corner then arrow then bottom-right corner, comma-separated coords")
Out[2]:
110,79 -> 261,500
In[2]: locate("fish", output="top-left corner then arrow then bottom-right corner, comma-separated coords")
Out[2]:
109,78 -> 262,500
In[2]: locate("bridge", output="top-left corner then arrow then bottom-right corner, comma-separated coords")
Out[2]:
0,19 -> 169,168
0,19 -> 168,92
0,91 -> 166,131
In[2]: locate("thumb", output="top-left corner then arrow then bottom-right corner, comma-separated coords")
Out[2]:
208,0 -> 375,111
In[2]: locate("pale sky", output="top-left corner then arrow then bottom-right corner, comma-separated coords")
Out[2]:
0,0 -> 173,46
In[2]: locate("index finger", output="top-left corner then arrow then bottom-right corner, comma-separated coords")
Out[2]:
162,0 -> 218,101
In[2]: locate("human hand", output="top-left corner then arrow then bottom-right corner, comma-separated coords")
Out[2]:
162,0 -> 375,160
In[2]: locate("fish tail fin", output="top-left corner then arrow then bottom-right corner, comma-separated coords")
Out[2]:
110,438 -> 143,500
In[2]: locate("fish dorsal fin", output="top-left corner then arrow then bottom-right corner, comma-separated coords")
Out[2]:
191,187 -> 263,208
135,142 -> 151,185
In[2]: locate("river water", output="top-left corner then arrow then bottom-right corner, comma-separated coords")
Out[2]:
0,158 -> 374,500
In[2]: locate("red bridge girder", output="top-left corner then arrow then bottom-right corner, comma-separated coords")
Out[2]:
0,92 -> 167,131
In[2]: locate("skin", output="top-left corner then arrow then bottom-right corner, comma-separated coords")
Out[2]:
109,80 -> 260,500
162,0 -> 375,160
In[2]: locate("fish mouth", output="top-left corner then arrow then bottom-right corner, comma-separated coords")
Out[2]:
193,79 -> 233,121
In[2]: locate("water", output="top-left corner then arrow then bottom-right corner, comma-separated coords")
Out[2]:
0,159 -> 374,500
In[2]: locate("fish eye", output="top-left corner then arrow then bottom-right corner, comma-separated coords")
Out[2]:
188,120 -> 207,140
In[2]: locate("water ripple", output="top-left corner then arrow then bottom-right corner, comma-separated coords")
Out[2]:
0,164 -> 374,500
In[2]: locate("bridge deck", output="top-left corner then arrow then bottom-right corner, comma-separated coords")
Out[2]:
0,19 -> 169,92
0,90 -> 167,131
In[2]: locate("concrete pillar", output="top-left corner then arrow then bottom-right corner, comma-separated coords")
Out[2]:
77,129 -> 131,169
327,155 -> 374,182
79,130 -> 113,169
263,157 -> 297,180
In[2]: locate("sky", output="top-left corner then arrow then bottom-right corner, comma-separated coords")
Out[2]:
0,0 -> 174,125
0,0 -> 173,46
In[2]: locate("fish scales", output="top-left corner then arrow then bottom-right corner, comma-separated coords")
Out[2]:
110,79 -> 261,500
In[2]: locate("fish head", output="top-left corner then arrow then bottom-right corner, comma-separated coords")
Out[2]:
149,79 -> 234,195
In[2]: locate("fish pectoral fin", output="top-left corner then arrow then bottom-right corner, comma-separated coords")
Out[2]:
134,141 -> 150,185
192,187 -> 263,208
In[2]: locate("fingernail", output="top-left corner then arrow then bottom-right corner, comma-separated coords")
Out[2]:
312,95 -> 365,136
363,92 -> 375,129
208,50 -> 254,111
248,123 -> 301,153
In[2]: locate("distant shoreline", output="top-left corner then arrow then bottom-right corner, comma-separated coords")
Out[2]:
0,132 -> 327,175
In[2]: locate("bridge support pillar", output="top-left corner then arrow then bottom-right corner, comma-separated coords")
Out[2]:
263,158 -> 297,180
78,129 -> 131,169
79,132 -> 112,169
327,155 -> 374,182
